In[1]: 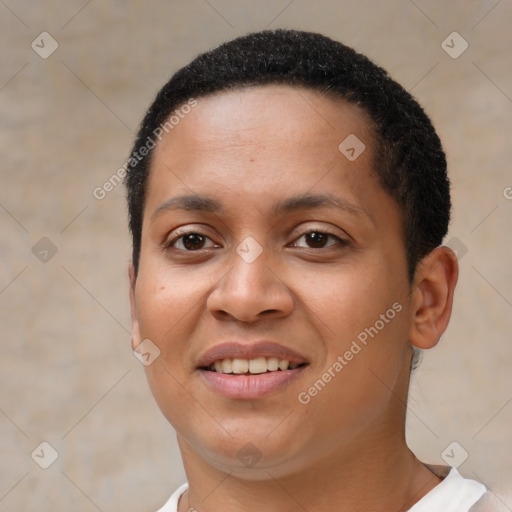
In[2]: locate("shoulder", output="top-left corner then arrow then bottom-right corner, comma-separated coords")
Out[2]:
155,483 -> 189,512
469,490 -> 509,512
408,466 -> 486,512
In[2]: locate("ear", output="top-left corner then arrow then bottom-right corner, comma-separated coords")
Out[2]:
409,246 -> 459,350
129,262 -> 141,351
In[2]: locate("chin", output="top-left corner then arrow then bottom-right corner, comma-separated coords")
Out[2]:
183,425 -> 310,480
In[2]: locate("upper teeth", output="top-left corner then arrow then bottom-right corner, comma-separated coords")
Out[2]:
209,357 -> 300,374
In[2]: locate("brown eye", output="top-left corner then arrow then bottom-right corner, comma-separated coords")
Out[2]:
167,232 -> 217,251
181,233 -> 206,250
292,231 -> 345,249
304,232 -> 329,248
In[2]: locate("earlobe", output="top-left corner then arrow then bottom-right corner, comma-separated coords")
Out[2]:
128,262 -> 141,351
409,246 -> 459,350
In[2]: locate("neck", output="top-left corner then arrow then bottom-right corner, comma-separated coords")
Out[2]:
176,429 -> 441,512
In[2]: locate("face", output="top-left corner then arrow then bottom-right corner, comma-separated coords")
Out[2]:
130,85 -> 415,479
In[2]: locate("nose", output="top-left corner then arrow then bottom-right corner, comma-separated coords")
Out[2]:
206,244 -> 294,324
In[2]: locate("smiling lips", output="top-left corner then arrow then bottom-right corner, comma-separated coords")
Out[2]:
197,341 -> 309,399
208,357 -> 301,374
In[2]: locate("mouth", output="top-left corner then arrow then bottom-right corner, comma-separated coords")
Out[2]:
201,357 -> 307,375
196,341 -> 309,399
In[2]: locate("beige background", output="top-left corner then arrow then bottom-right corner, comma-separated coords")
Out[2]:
1,1 -> 511,511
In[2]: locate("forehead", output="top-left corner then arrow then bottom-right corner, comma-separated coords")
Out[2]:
153,85 -> 374,161
147,85 -> 379,206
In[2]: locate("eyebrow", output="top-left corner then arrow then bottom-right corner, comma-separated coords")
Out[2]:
151,192 -> 369,221
271,192 -> 367,218
152,195 -> 222,220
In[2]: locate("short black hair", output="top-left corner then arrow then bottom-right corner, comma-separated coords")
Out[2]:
125,29 -> 451,281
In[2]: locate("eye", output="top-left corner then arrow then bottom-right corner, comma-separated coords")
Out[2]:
291,230 -> 347,249
165,231 -> 219,251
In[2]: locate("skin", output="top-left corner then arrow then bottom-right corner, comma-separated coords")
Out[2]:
129,85 -> 459,512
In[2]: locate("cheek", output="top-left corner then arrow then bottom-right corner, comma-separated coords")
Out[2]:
135,282 -> 173,340
135,270 -> 199,425
299,262 -> 393,342
134,264 -> 205,342
298,263 -> 408,397
133,264 -> 213,401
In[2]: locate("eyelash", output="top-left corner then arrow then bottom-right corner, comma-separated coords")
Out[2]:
164,229 -> 348,252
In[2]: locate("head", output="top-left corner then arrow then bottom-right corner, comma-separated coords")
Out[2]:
126,30 -> 458,479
